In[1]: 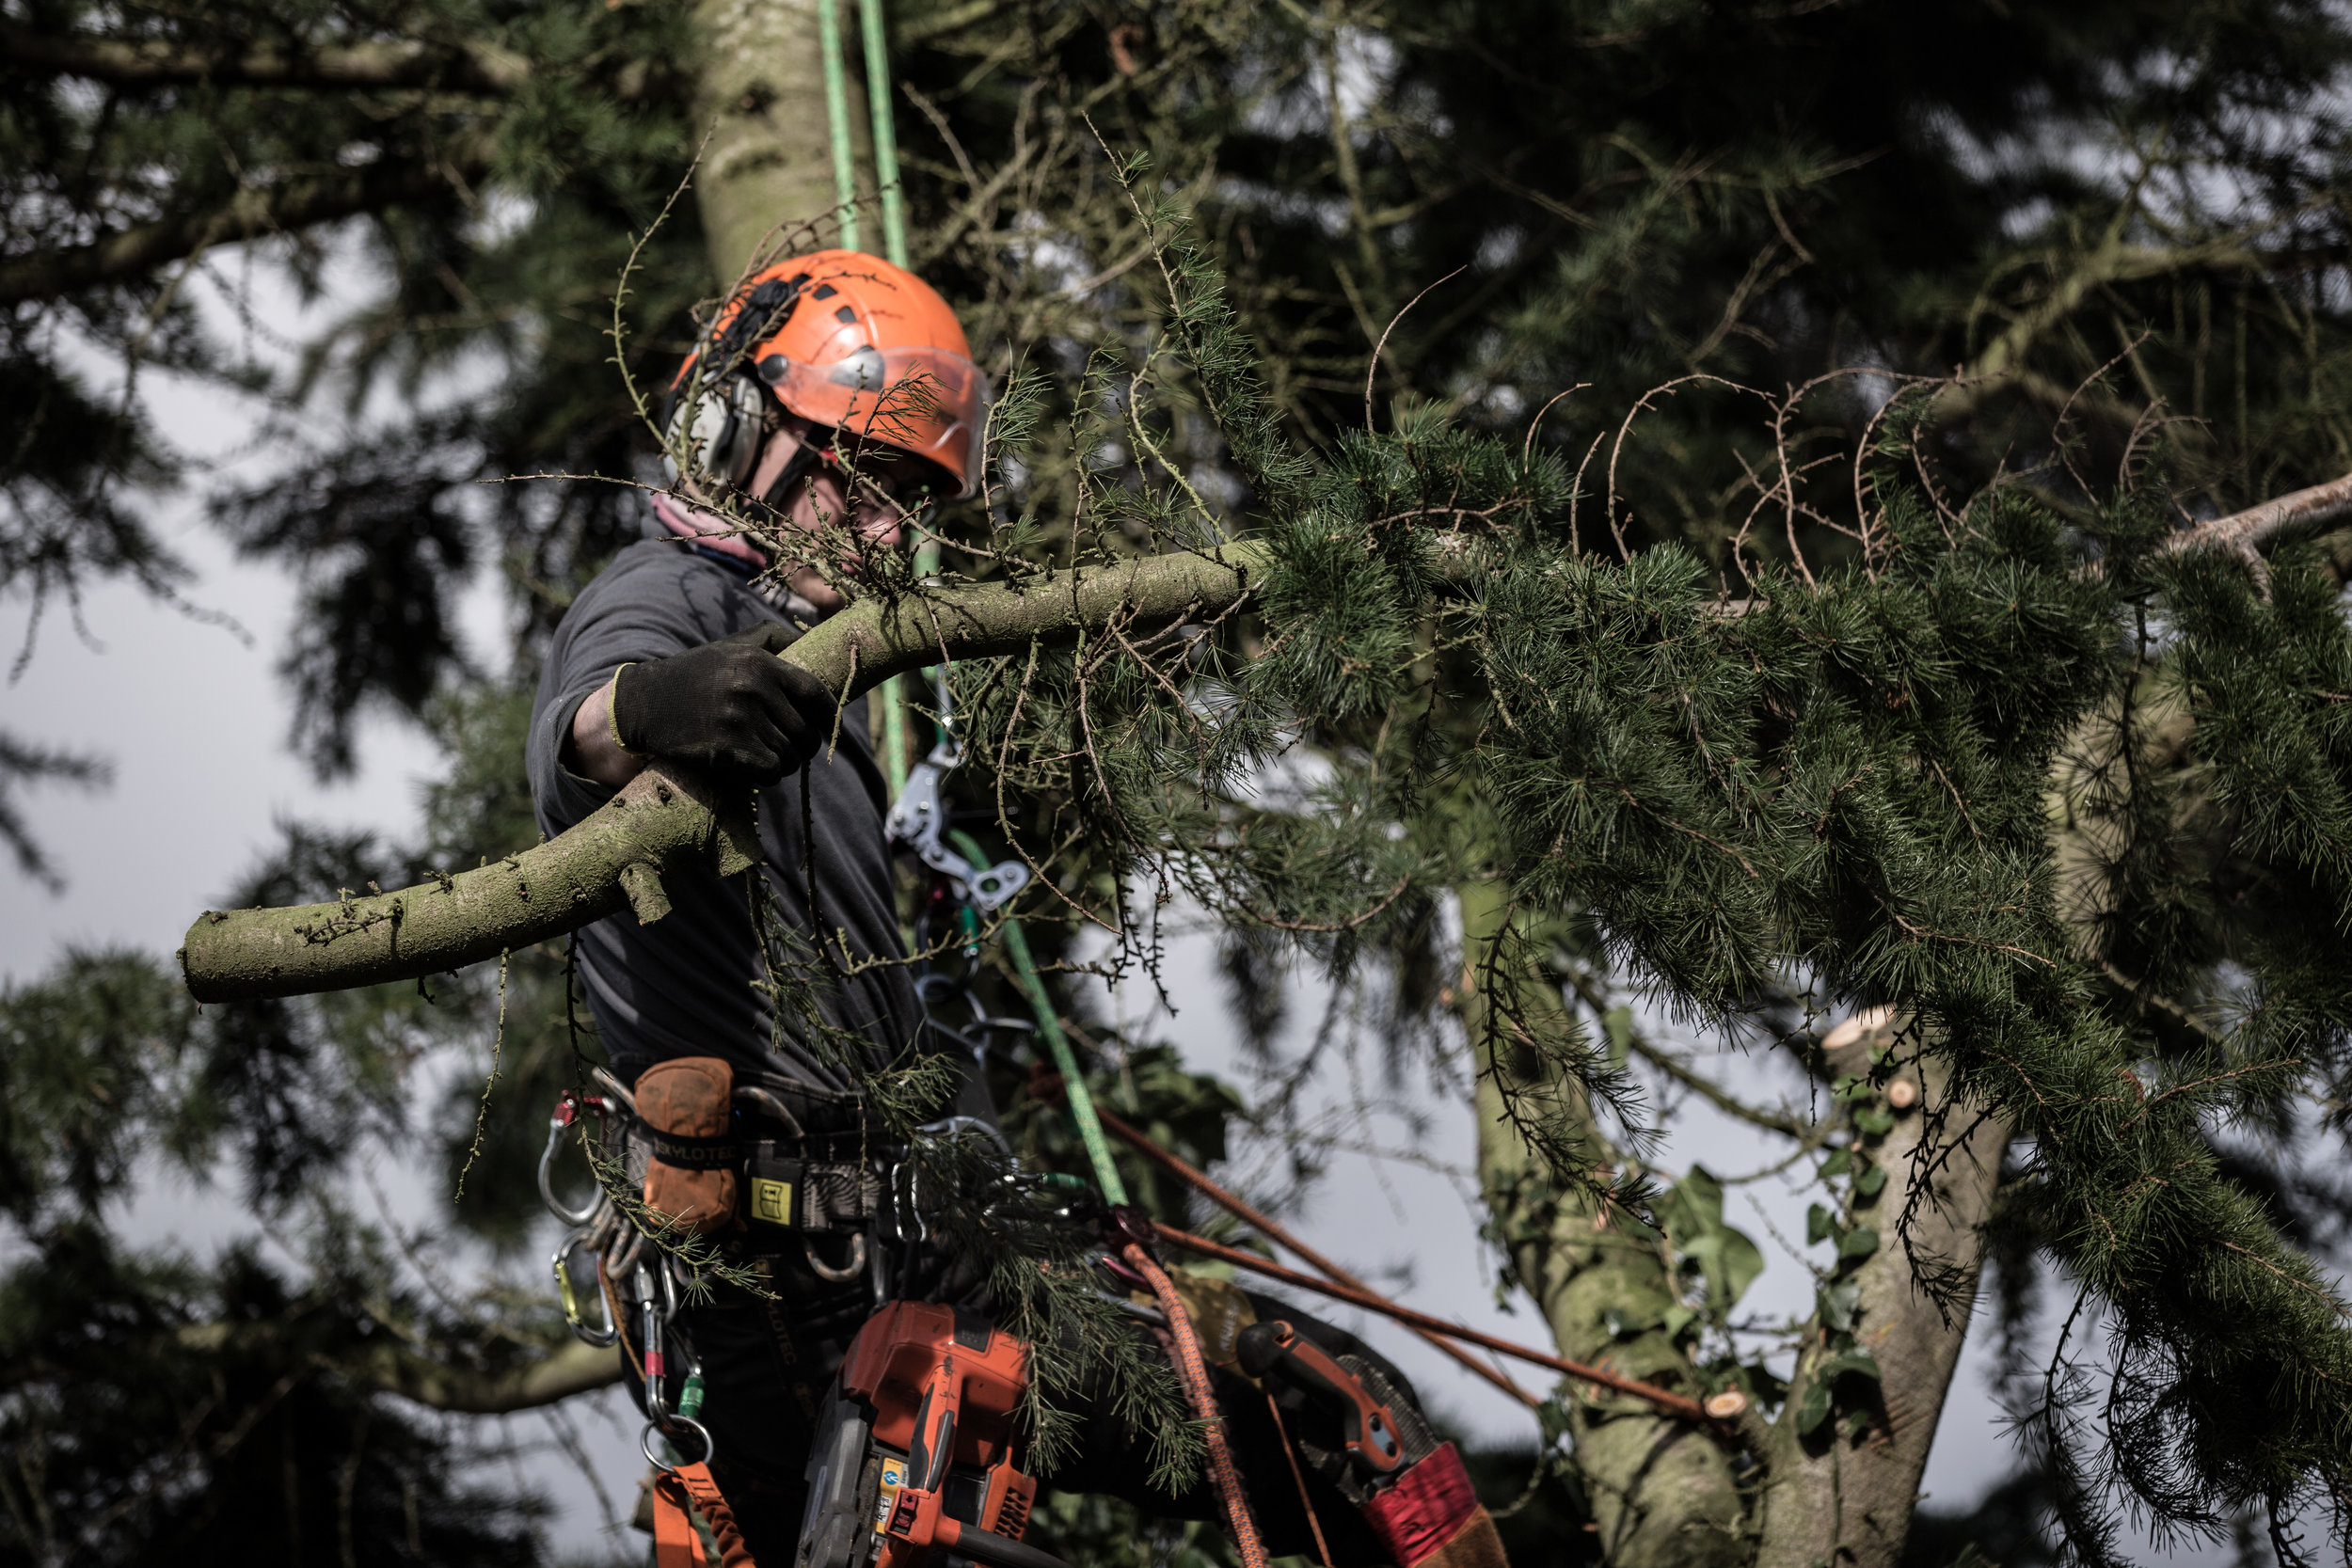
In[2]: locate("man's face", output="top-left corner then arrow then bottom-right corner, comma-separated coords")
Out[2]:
744,415 -> 939,610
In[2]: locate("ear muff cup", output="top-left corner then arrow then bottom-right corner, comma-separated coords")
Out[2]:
660,370 -> 768,491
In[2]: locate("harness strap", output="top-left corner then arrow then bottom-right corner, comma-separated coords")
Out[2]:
651,1462 -> 758,1568
645,1127 -> 743,1170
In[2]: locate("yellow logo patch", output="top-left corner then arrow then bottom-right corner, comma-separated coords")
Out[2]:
751,1178 -> 793,1226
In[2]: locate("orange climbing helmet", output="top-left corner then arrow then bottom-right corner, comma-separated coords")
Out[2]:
665,249 -> 988,499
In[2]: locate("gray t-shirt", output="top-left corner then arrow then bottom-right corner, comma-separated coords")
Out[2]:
527,540 -> 918,1094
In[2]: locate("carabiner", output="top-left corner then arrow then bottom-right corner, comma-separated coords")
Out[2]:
538,1090 -> 605,1227
552,1226 -> 619,1347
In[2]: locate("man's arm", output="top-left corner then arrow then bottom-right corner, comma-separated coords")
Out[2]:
564,679 -> 644,790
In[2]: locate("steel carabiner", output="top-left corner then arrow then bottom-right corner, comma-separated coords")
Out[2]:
538,1090 -> 607,1227
552,1225 -> 619,1347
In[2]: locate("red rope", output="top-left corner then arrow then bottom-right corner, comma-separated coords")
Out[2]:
1084,1100 -> 1538,1409
1121,1241 -> 1268,1568
1151,1221 -> 1712,1424
1263,1388 -> 1334,1568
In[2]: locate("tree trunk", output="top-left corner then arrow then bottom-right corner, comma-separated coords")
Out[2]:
1750,1017 -> 2008,1568
1457,881 -> 1750,1568
1457,886 -> 2009,1568
691,0 -> 875,286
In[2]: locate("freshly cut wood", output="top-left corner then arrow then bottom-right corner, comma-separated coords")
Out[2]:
177,545 -> 1267,1002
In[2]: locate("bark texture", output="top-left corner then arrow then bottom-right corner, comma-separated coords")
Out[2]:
178,546 -> 1267,1001
1458,882 -> 1750,1568
1752,1019 -> 2008,1568
691,0 -> 873,284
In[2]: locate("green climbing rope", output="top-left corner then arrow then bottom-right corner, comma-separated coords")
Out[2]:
816,0 -> 861,254
833,15 -> 1092,1191
948,829 -> 1130,1207
859,0 -> 911,270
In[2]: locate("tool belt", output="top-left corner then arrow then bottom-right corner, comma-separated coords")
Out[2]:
628,1056 -> 893,1244
738,1139 -> 883,1238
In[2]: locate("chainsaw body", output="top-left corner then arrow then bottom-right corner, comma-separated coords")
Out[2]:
797,1301 -> 1049,1568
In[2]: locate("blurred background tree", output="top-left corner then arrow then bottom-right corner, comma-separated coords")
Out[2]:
6,0 -> 2352,1563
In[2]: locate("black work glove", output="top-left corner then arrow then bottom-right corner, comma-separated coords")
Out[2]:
610,623 -> 835,788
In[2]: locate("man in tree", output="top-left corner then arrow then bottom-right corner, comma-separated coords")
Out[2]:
529,248 -> 1508,1568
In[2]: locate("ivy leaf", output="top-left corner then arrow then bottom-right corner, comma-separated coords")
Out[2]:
1854,1164 -> 1888,1197
1831,1073 -> 1871,1101
1794,1375 -> 1833,1435
1818,1280 -> 1862,1333
1852,1105 -> 1896,1136
1818,1350 -> 1882,1386
1661,1305 -> 1697,1340
1662,1165 -> 1767,1311
1603,1305 -> 1661,1338
1837,1226 -> 1880,1262
1820,1147 -> 1853,1179
1806,1203 -> 1835,1245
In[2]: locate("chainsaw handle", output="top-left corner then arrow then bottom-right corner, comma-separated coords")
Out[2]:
1237,1320 -> 1405,1476
904,1386 -> 960,1493
933,1518 -> 1075,1568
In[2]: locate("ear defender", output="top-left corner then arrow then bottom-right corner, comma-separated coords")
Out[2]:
661,275 -> 809,493
661,369 -> 769,491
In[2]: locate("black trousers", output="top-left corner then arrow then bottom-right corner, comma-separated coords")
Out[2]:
622,1249 -> 1407,1567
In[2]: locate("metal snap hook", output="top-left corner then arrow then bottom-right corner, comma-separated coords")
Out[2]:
643,1414 -> 715,1472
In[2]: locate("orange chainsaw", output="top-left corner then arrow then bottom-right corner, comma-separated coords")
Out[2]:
796,1302 -> 1073,1568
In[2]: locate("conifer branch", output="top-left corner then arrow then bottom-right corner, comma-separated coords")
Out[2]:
0,24 -> 531,94
342,1338 -> 622,1414
0,150 -> 494,307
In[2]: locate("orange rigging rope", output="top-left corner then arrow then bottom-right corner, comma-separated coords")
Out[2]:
1085,1099 -> 1538,1408
1149,1221 -> 1714,1424
1120,1241 -> 1269,1568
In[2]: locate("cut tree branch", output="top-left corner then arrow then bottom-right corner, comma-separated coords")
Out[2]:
346,1338 -> 622,1414
2162,468 -> 2352,565
167,1321 -> 623,1413
0,23 -> 530,94
179,545 -> 1268,1002
0,150 -> 493,308
180,464 -> 2344,1007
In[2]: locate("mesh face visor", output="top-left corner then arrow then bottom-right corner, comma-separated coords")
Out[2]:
758,344 -> 990,498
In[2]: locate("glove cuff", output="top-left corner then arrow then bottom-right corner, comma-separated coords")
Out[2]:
605,665 -> 648,757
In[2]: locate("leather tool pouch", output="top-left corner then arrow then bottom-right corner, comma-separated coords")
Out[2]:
636,1057 -> 739,1234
